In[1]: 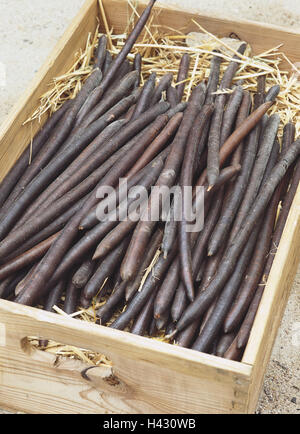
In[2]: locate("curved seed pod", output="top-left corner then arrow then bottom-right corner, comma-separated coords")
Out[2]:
133,53 -> 142,88
205,51 -> 222,105
110,244 -> 177,331
167,85 -> 179,108
229,114 -> 280,239
78,0 -> 157,117
18,119 -> 127,224
219,86 -> 244,146
0,91 -> 143,241
94,35 -> 107,70
162,196 -> 178,259
0,232 -> 60,282
0,100 -> 72,210
224,159 -> 283,334
109,60 -> 133,89
265,85 -> 280,102
125,228 -> 163,302
131,292 -> 155,335
179,104 -> 215,301
126,111 -> 183,179
79,71 -> 139,128
83,238 -> 129,301
64,280 -> 79,315
72,258 -> 95,289
195,100 -> 274,188
175,320 -> 200,348
171,139 -> 300,337
0,276 -> 15,299
223,336 -> 243,361
44,281 -> 65,313
207,43 -> 247,187
1,70 -> 103,218
176,53 -> 190,101
96,281 -> 127,325
121,85 -> 205,283
151,73 -> 173,104
154,257 -> 180,319
131,72 -> 156,121
216,332 -> 237,357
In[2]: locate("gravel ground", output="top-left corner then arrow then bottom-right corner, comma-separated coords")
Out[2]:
0,0 -> 299,414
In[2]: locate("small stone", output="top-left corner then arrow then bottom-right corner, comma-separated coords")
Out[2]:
291,397 -> 297,404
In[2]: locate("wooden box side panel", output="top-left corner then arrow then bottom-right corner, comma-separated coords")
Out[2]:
102,0 -> 300,63
0,0 -> 98,182
0,300 -> 252,414
243,184 -> 300,413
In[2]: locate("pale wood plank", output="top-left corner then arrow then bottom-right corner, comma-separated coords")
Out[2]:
0,300 -> 251,414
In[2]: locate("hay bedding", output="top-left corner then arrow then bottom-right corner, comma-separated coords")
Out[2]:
25,0 -> 299,365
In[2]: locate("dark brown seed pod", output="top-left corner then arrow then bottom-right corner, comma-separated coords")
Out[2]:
166,85 -> 179,108
133,53 -> 142,88
176,53 -> 190,101
72,258 -> 96,290
96,281 -> 127,326
94,35 -> 107,70
131,72 -> 157,121
63,280 -> 80,315
44,281 -> 65,313
131,292 -> 156,336
151,73 -> 173,104
205,51 -> 222,105
216,332 -> 237,357
121,85 -> 205,283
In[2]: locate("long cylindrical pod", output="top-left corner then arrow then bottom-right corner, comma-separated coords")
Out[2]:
171,139 -> 300,336
72,258 -> 95,289
94,35 -> 107,70
0,100 -> 169,243
5,196 -> 86,262
1,70 -> 103,217
110,246 -> 177,330
192,227 -> 259,353
216,332 -> 237,357
0,101 -> 72,209
63,280 -> 80,315
206,43 -> 247,187
0,276 -> 15,299
224,170 -> 284,334
205,51 -> 222,105
79,145 -> 157,231
78,71 -> 139,128
219,86 -> 244,146
102,51 -> 113,77
120,85 -> 205,282
153,257 -> 180,319
131,292 -> 156,336
161,196 -> 178,259
195,100 -> 274,188
126,111 -> 183,179
44,281 -> 65,313
77,0 -> 157,116
175,320 -> 200,348
229,114 -> 280,238
151,73 -> 173,104
179,104 -> 215,301
176,53 -> 190,101
93,155 -> 165,260
133,53 -> 142,88
155,308 -> 170,331
96,280 -> 127,325
167,85 -> 179,108
223,336 -> 243,361
0,232 -> 60,282
109,60 -> 133,90
171,282 -> 188,323
125,228 -> 163,302
0,270 -> 29,300
208,92 -> 257,256
131,72 -> 156,121
83,238 -> 129,302
14,264 -> 39,297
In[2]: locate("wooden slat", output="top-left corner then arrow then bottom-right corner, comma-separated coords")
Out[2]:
0,300 -> 251,414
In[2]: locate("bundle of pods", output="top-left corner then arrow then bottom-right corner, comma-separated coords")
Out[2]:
0,0 -> 299,361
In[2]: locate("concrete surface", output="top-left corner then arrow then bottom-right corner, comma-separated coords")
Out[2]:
0,0 -> 299,414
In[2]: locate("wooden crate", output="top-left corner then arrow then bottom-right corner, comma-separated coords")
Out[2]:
0,0 -> 299,414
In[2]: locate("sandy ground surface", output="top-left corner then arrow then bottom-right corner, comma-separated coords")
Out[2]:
0,0 -> 299,414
